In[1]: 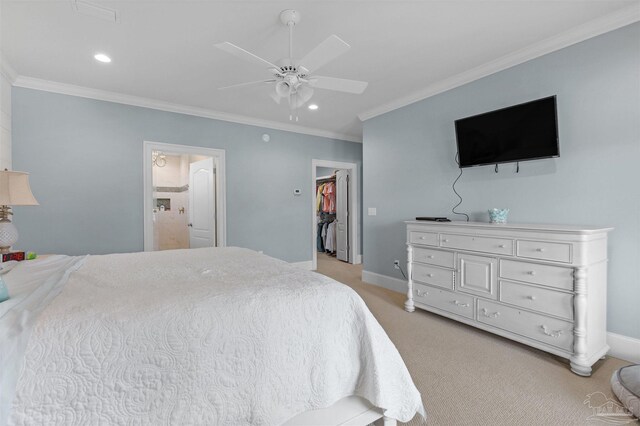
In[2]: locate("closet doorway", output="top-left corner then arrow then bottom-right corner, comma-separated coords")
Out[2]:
311,160 -> 359,271
143,141 -> 226,251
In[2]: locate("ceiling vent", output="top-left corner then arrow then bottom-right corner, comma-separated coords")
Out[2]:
71,0 -> 118,23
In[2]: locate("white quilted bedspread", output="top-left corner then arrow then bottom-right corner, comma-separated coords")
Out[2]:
8,247 -> 424,425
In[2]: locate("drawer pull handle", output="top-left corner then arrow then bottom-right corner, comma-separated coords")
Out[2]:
526,295 -> 537,301
426,273 -> 434,278
427,255 -> 434,259
498,244 -> 506,248
480,308 -> 500,318
416,289 -> 429,297
536,248 -> 545,252
527,271 -> 536,276
540,325 -> 563,338
452,300 -> 470,308
419,236 -> 426,240
443,239 -> 449,243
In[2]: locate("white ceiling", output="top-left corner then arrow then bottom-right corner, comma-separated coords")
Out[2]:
2,1 -> 638,141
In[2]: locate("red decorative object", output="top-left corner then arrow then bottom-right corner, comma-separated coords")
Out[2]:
2,251 -> 25,262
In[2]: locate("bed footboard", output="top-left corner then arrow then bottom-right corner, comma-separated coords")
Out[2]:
282,395 -> 396,426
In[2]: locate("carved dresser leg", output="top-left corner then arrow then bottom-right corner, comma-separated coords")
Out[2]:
405,245 -> 415,312
570,267 -> 591,376
570,362 -> 592,377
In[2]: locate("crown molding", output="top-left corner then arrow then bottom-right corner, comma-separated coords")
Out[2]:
0,53 -> 18,83
358,4 -> 640,121
11,76 -> 362,143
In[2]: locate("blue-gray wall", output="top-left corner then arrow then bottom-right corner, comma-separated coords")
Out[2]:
12,88 -> 363,263
362,23 -> 640,339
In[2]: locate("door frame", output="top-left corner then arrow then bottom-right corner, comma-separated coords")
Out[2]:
311,159 -> 359,271
143,141 -> 226,251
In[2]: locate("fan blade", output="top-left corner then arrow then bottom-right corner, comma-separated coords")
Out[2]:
218,79 -> 276,90
308,76 -> 368,94
299,35 -> 350,74
214,42 -> 281,70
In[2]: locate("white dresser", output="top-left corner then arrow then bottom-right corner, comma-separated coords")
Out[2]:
405,220 -> 612,376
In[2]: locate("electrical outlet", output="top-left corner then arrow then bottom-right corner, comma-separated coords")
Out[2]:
393,260 -> 400,269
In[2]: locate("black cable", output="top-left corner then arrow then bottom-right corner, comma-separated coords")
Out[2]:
397,264 -> 407,280
452,152 -> 470,222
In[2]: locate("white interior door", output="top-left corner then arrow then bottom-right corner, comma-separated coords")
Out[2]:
189,158 -> 216,248
335,169 -> 349,262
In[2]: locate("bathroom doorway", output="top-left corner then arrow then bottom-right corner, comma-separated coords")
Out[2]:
143,141 -> 226,251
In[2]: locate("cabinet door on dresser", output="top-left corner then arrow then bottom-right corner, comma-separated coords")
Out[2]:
456,253 -> 498,299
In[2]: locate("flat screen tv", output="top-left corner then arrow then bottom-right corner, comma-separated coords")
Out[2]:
454,96 -> 559,168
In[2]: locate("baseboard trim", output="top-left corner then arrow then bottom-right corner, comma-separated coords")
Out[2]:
361,270 -> 406,294
291,261 -> 313,270
362,270 -> 640,364
607,332 -> 640,364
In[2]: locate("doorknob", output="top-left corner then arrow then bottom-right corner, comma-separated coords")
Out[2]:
188,223 -> 193,227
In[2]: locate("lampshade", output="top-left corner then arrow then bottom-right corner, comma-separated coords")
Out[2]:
0,171 -> 39,206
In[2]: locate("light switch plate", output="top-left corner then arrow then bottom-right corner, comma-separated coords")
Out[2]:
368,207 -> 377,216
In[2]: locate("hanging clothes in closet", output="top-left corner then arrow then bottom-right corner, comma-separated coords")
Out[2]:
324,220 -> 337,253
316,176 -> 337,255
318,181 -> 336,213
316,221 -> 325,252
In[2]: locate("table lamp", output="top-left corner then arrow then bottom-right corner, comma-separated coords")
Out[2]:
0,170 -> 39,254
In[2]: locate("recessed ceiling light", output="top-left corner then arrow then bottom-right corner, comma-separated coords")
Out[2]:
308,104 -> 319,110
94,53 -> 111,63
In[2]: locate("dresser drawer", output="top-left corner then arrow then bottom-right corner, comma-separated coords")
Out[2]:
499,280 -> 574,320
440,233 -> 513,256
412,263 -> 454,289
477,300 -> 573,352
414,284 -> 474,319
412,247 -> 455,268
517,240 -> 572,263
500,259 -> 573,291
409,231 -> 438,246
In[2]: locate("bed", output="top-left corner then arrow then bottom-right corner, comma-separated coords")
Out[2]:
0,247 -> 425,425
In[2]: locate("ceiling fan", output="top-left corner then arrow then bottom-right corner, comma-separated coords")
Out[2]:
215,9 -> 368,120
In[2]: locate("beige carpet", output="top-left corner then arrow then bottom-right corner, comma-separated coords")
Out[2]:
316,253 -> 636,425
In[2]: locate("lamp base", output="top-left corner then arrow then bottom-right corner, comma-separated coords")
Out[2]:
0,220 -> 18,254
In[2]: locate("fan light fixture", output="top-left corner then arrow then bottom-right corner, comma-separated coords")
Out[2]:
308,104 -> 318,110
215,10 -> 368,121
